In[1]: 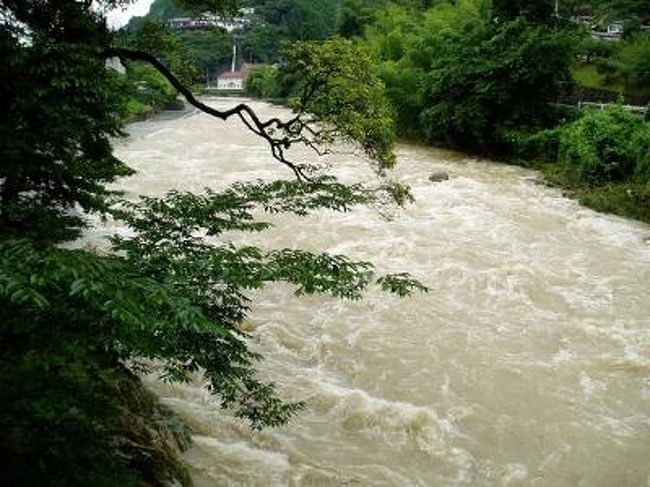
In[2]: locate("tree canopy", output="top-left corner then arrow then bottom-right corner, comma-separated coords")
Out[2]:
356,0 -> 574,150
0,0 -> 422,484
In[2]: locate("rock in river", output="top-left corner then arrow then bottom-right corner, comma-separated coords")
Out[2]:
429,171 -> 450,182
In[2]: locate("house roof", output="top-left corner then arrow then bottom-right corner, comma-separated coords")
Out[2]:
218,71 -> 245,80
217,63 -> 265,81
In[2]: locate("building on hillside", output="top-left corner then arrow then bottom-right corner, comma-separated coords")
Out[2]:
166,9 -> 254,32
571,15 -> 595,28
166,17 -> 193,29
588,21 -> 625,41
606,22 -> 624,35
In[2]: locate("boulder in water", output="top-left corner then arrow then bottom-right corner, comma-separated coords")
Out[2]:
428,171 -> 450,183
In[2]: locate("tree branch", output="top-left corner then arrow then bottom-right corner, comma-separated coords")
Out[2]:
102,47 -> 312,180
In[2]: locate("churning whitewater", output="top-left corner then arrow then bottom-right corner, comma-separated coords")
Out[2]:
89,99 -> 649,486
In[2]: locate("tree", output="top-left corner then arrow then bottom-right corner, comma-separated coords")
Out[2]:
146,0 -> 195,21
281,38 -> 397,170
420,16 -> 574,152
337,0 -> 388,38
603,34 -> 650,95
249,0 -> 340,41
362,3 -> 429,135
122,19 -> 199,83
0,7 -> 132,242
174,27 -> 234,75
553,105 -> 650,186
492,0 -> 555,24
246,64 -> 282,97
242,24 -> 285,62
357,0 -> 573,151
1,0 -> 422,484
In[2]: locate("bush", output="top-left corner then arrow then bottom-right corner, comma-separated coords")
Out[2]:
576,183 -> 650,222
126,62 -> 178,110
246,65 -> 281,99
555,106 -> 650,185
515,127 -> 562,164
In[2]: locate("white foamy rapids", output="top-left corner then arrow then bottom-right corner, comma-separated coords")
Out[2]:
102,99 -> 649,486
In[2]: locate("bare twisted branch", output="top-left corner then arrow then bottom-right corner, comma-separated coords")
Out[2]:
102,47 -> 315,180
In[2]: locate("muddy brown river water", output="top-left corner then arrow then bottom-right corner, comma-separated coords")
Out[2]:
89,98 -> 649,486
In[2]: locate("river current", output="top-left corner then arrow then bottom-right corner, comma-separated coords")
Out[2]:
92,99 -> 649,486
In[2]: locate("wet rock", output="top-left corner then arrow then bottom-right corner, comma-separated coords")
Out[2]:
523,174 -> 543,185
428,171 -> 450,183
237,318 -> 257,333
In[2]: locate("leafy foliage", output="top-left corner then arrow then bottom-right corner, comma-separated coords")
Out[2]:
518,105 -> 650,222
420,16 -> 573,152
1,175 -> 424,443
1,0 -> 423,484
246,64 -> 282,98
0,28 -> 132,241
140,0 -> 346,63
240,0 -> 345,62
242,24 -> 286,63
122,62 -> 181,117
174,28 -> 233,75
119,19 -> 200,83
491,0 -> 556,24
552,106 -> 650,185
572,182 -> 650,222
146,0 -> 241,19
596,34 -> 650,96
337,0 -> 388,38
357,0 -> 573,151
283,37 -> 397,169
362,3 -> 427,135
248,0 -> 340,41
0,239 -> 194,485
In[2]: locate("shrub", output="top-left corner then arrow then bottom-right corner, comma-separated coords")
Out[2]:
556,106 -> 650,185
246,65 -> 281,99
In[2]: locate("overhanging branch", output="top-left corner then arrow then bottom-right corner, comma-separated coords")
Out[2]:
103,47 -> 312,180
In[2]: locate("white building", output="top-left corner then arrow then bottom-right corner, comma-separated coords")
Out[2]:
166,8 -> 254,32
216,71 -> 246,91
589,21 -> 625,41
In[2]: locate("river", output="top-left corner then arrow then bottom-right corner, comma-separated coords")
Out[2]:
93,98 -> 649,486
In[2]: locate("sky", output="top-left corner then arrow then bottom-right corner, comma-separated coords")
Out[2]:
105,0 -> 155,29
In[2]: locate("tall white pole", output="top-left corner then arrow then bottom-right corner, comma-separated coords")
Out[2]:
231,44 -> 237,73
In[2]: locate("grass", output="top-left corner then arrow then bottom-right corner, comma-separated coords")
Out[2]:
571,63 -> 625,93
122,98 -> 155,122
542,164 -> 650,224
574,183 -> 650,224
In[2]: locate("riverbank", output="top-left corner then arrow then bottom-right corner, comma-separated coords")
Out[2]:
122,97 -> 186,123
397,134 -> 650,226
240,89 -> 650,226
542,172 -> 650,224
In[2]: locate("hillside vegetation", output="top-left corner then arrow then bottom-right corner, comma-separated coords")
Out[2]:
240,0 -> 650,222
